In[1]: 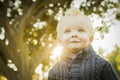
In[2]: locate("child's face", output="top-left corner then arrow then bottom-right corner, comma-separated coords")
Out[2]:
57,15 -> 93,52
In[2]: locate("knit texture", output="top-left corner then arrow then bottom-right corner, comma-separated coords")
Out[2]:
48,45 -> 119,80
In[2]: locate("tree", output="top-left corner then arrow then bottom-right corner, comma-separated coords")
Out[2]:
106,45 -> 120,77
0,0 -> 119,80
0,0 -> 72,80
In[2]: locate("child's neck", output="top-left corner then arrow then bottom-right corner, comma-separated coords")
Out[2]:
63,49 -> 83,59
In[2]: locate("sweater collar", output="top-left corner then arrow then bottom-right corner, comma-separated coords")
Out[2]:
60,45 -> 95,62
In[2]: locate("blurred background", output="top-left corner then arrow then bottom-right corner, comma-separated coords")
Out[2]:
0,0 -> 120,80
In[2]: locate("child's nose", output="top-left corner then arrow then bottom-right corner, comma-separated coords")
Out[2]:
71,34 -> 78,38
71,31 -> 78,38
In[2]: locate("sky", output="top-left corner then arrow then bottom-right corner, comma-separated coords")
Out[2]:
92,21 -> 120,56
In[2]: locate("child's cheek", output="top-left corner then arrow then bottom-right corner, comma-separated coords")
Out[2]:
81,37 -> 90,44
61,36 -> 69,44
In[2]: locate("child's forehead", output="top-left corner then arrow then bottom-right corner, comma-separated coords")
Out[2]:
62,24 -> 85,30
58,15 -> 91,29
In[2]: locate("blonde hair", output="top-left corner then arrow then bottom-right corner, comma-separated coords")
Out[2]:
64,8 -> 82,16
56,8 -> 94,38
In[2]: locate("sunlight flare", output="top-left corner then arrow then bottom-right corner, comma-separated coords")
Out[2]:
50,45 -> 63,60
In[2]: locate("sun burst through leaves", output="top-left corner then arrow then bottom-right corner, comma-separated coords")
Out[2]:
50,45 -> 63,60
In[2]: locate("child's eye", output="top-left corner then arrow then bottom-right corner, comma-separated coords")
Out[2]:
78,29 -> 84,32
64,30 -> 70,33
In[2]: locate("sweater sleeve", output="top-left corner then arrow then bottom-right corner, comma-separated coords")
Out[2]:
101,62 -> 120,80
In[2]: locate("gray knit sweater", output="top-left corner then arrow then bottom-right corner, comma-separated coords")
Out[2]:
48,45 -> 119,80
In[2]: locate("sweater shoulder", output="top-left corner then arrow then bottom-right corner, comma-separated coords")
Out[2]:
93,54 -> 110,69
94,54 -> 108,63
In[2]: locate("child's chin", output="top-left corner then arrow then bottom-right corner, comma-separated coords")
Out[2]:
69,46 -> 82,50
69,44 -> 82,48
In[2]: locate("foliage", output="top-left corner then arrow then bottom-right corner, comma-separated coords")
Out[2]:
106,45 -> 120,77
0,0 -> 120,80
79,0 -> 120,39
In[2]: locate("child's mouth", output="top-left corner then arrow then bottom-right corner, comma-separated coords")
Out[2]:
70,41 -> 81,43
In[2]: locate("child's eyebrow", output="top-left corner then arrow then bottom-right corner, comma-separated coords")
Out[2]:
64,26 -> 72,30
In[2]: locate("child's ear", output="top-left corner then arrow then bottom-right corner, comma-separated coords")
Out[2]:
89,35 -> 94,42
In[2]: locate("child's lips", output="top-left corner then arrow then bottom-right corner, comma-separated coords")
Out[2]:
70,38 -> 81,42
69,38 -> 81,43
70,41 -> 81,43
